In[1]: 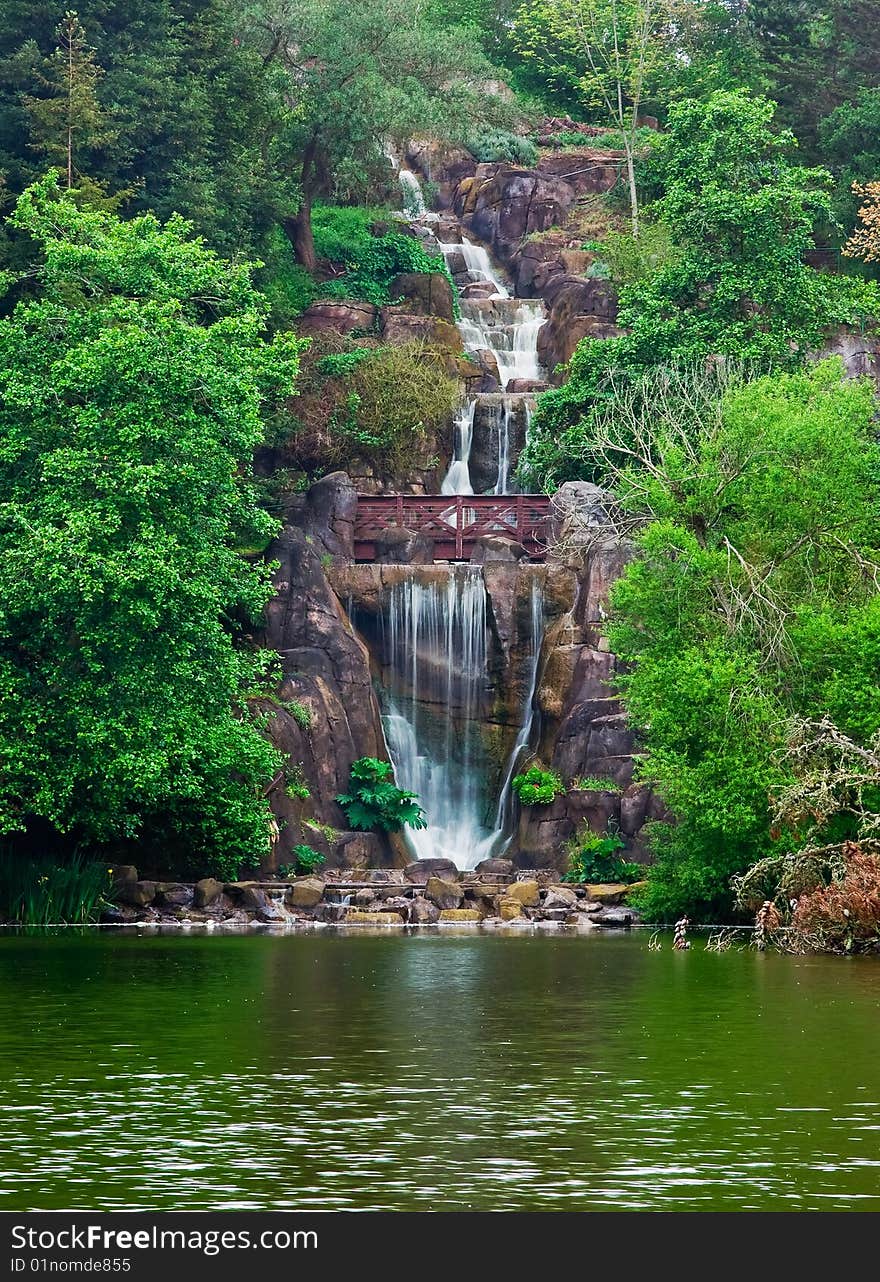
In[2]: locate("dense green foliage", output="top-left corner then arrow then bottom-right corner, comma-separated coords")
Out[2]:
602,363 -> 880,919
511,764 -> 564,805
562,830 -> 641,884
521,91 -> 880,489
336,758 -> 427,833
0,177 -> 302,878
311,205 -> 453,308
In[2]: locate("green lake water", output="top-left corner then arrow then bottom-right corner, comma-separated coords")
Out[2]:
1,927 -> 879,1211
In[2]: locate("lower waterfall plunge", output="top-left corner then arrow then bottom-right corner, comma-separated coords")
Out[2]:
378,566 -> 544,870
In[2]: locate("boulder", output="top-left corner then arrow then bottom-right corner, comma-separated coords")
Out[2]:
543,885 -> 578,911
297,299 -> 378,336
286,877 -> 325,909
110,865 -> 138,887
405,859 -> 459,884
410,895 -> 440,924
115,880 -> 156,907
379,895 -> 412,920
469,535 -> 529,564
389,271 -> 456,323
499,897 -> 525,920
373,527 -> 434,565
225,882 -> 272,914
426,877 -> 464,910
475,857 -> 514,878
365,868 -> 406,884
156,883 -> 194,908
343,910 -> 405,925
354,888 -> 376,906
439,909 -> 483,922
194,877 -> 224,909
585,883 -> 630,905
506,880 -> 540,908
596,906 -> 636,927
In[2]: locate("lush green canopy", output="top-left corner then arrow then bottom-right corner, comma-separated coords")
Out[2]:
0,176 -> 303,876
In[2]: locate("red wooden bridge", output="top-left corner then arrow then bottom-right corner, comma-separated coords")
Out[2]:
354,494 -> 552,561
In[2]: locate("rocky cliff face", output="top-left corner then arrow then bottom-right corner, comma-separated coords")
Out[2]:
407,141 -> 623,373
260,471 -> 654,874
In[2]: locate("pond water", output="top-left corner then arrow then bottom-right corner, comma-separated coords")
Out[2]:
1,927 -> 879,1211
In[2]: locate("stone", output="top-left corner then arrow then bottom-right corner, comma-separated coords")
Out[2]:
439,909 -> 482,922
297,299 -> 378,336
585,883 -> 630,905
225,882 -> 272,914
354,888 -> 376,906
373,526 -> 434,565
389,271 -> 455,322
506,880 -> 540,908
110,865 -> 138,886
543,885 -> 578,911
404,859 -> 459,884
410,896 -> 440,924
343,910 -> 405,925
156,883 -> 194,908
468,883 -> 507,902
426,877 -> 464,910
539,908 -> 571,923
469,535 -> 529,564
596,906 -> 636,927
365,868 -> 406,884
285,877 -> 325,909
506,378 -> 548,394
380,895 -> 412,921
115,880 -> 156,907
194,877 -> 224,909
499,897 -> 525,920
475,857 -> 513,878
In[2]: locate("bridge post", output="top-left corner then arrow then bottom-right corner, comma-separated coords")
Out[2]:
455,496 -> 463,560
395,494 -> 404,528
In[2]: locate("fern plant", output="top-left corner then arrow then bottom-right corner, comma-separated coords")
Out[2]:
336,757 -> 426,832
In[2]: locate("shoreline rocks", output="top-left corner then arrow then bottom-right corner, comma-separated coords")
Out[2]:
94,866 -> 641,932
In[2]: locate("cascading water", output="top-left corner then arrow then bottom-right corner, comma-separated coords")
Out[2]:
380,566 -> 544,870
396,167 -> 546,495
377,167 -> 547,870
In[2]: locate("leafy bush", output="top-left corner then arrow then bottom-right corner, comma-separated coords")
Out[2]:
562,830 -> 642,884
286,765 -> 311,801
587,222 -> 676,286
336,758 -> 427,832
467,129 -> 538,167
0,851 -> 112,924
511,765 -> 564,806
259,228 -> 320,325
314,348 -> 374,377
312,205 -> 451,306
279,844 -> 326,876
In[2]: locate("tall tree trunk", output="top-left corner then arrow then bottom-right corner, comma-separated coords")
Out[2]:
625,141 -> 639,239
281,138 -> 319,271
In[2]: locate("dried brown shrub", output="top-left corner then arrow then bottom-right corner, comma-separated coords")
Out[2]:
791,846 -> 880,953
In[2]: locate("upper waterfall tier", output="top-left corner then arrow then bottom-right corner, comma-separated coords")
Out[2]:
396,166 -> 546,496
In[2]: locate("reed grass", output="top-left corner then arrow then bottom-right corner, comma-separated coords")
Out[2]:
0,850 -> 112,925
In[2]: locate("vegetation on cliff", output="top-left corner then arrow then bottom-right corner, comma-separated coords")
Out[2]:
0,176 -> 302,879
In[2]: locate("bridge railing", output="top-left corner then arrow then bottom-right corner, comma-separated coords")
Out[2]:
353,494 -> 551,561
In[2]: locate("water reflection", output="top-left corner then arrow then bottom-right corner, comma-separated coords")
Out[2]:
0,930 -> 879,1210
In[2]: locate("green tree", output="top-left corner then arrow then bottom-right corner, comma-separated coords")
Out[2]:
596,362 -> 880,918
0,175 -> 304,877
514,0 -> 664,235
520,90 -> 880,489
21,11 -> 115,190
243,0 -> 506,269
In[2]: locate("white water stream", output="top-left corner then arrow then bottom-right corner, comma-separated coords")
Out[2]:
374,168 -> 547,869
381,566 -> 544,870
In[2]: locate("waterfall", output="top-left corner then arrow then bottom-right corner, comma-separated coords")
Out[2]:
378,567 -> 544,871
394,167 -> 545,496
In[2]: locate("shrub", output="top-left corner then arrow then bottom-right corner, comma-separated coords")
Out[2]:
587,222 -> 676,286
511,764 -> 564,806
562,830 -> 642,884
467,129 -> 538,167
336,758 -> 427,832
286,765 -> 311,801
790,848 -> 880,953
279,844 -> 326,876
312,205 -> 451,307
0,851 -> 112,925
314,349 -> 374,377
